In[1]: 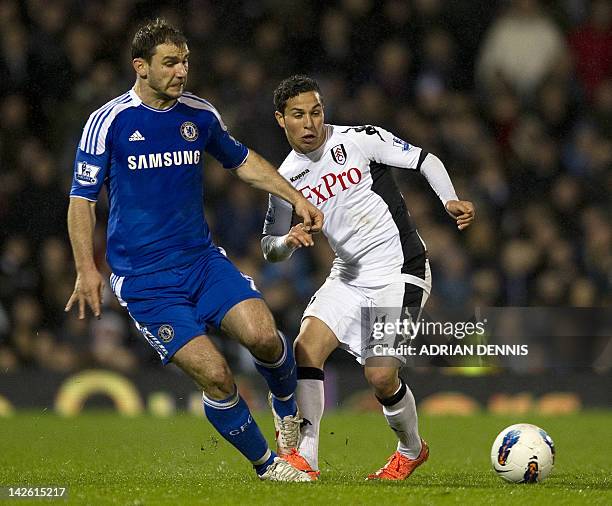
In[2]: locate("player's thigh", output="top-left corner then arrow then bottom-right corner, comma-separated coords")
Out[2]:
172,335 -> 235,399
220,298 -> 277,346
295,316 -> 341,368
302,278 -> 366,363
111,272 -> 206,366
194,248 -> 272,347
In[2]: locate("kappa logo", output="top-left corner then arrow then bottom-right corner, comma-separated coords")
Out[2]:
75,161 -> 101,186
290,168 -> 310,182
180,121 -> 199,141
158,324 -> 175,343
129,130 -> 145,142
330,144 -> 347,165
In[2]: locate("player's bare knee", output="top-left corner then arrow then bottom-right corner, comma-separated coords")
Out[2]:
245,323 -> 282,363
201,362 -> 235,399
182,357 -> 234,398
294,334 -> 324,368
365,368 -> 398,398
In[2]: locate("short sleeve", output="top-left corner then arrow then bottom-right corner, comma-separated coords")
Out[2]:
69,148 -> 110,202
205,113 -> 249,169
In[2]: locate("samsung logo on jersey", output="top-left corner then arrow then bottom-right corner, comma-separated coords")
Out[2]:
127,150 -> 201,170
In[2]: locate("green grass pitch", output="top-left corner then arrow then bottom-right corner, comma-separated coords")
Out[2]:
1,411 -> 610,505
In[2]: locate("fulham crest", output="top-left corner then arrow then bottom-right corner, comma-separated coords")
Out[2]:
180,121 -> 199,141
331,144 -> 347,165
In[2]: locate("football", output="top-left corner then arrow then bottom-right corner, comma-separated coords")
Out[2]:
491,423 -> 556,483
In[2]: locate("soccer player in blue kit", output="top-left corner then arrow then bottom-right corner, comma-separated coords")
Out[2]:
64,19 -> 322,482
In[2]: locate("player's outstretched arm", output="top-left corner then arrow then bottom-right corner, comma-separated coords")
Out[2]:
417,153 -> 475,230
65,197 -> 105,319
233,150 -> 323,233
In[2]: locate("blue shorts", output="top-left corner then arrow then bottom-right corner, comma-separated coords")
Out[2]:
110,246 -> 262,364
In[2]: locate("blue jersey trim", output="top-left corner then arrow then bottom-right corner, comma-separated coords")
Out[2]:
87,95 -> 132,154
227,149 -> 249,169
181,92 -> 214,107
69,194 -> 98,203
83,92 -> 130,153
140,101 -> 179,113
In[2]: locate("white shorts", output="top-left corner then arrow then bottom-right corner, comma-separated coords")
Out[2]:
302,261 -> 431,364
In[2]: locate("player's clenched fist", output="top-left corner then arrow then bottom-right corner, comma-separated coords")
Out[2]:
445,200 -> 475,231
293,198 -> 323,234
284,223 -> 315,248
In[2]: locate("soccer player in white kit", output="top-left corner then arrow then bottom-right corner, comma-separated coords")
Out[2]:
261,75 -> 475,480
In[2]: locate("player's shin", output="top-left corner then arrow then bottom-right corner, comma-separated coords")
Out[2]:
252,331 -> 298,418
377,378 -> 422,459
296,367 -> 325,470
202,387 -> 275,474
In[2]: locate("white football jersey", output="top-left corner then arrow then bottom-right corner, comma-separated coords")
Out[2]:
263,124 -> 455,288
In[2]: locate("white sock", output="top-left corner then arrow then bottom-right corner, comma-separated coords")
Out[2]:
296,374 -> 324,470
381,380 -> 422,459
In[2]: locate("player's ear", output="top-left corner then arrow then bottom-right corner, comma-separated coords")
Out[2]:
132,58 -> 148,78
275,111 -> 285,129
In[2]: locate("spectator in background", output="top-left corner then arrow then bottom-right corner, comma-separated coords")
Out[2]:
476,0 -> 567,100
569,0 -> 612,100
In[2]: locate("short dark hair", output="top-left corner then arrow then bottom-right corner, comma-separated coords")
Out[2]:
273,75 -> 322,114
131,18 -> 187,62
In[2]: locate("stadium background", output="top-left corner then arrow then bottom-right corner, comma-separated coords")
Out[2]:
0,0 -> 610,414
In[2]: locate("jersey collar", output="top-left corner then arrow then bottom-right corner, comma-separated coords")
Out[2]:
129,88 -> 180,113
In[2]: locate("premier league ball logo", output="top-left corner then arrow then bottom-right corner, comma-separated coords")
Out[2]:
180,121 -> 199,141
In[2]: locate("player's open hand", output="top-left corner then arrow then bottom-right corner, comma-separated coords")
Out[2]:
445,200 -> 475,231
294,198 -> 324,234
65,269 -> 105,319
284,223 -> 315,249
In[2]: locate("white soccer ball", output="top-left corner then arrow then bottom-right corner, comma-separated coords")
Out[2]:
490,423 -> 555,483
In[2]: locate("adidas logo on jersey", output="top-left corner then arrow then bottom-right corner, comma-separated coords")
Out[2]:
129,130 -> 145,142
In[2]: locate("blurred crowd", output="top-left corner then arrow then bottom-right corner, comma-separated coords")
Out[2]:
0,0 -> 609,373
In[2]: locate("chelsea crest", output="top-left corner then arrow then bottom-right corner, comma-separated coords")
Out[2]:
180,121 -> 199,141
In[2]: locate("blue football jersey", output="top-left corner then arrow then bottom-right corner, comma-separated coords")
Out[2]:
70,89 -> 248,276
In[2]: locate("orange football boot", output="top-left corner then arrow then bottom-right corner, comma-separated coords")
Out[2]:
367,439 -> 429,480
281,449 -> 320,481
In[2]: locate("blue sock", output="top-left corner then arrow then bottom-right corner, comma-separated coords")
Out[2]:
203,387 -> 276,475
252,332 -> 298,418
